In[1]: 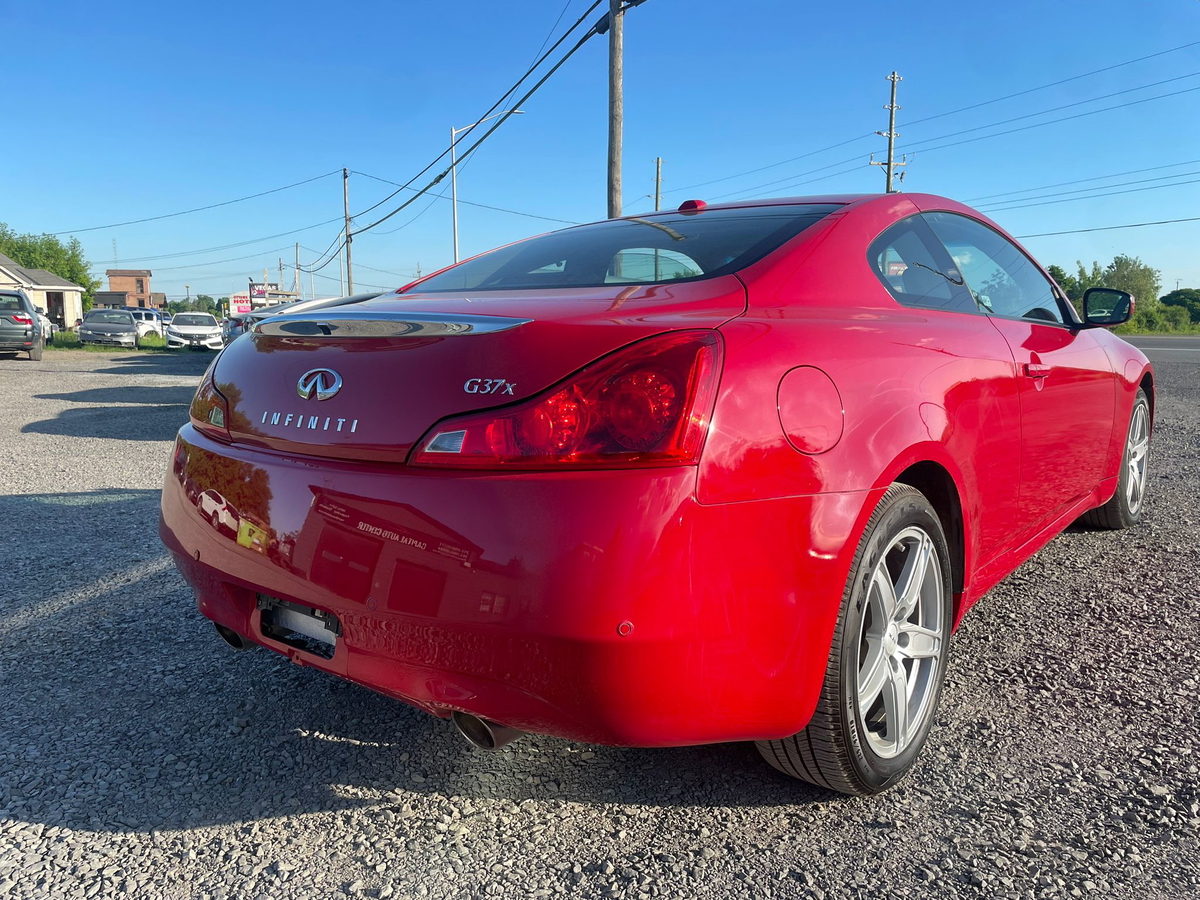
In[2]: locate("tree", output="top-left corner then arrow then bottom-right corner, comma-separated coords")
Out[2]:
1160,288 -> 1200,324
1046,265 -> 1077,301
1103,255 -> 1161,311
0,223 -> 100,311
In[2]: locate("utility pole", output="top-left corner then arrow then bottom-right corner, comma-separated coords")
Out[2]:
342,167 -> 354,295
607,0 -> 624,218
653,157 -> 662,211
869,71 -> 906,193
294,243 -> 301,298
451,126 -> 460,263
278,257 -> 284,290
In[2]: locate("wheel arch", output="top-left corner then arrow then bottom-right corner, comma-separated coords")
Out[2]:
875,449 -> 969,626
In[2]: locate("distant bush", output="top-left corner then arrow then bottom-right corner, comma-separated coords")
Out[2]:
140,333 -> 167,349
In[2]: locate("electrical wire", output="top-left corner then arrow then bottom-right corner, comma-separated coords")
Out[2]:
1016,215 -> 1200,239
981,175 -> 1200,214
906,38 -> 1200,128
350,0 -> 605,222
353,170 -> 580,224
966,158 -> 1200,203
666,39 -> 1200,198
49,170 -> 341,236
353,17 -> 605,238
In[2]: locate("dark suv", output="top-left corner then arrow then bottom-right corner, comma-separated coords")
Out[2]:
0,289 -> 45,360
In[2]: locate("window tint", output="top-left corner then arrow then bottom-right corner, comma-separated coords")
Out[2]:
923,212 -> 1063,324
410,204 -> 838,293
867,216 -> 977,313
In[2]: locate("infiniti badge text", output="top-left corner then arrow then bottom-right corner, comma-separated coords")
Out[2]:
260,411 -> 359,433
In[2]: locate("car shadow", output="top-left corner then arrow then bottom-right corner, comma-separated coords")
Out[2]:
22,385 -> 192,442
91,351 -> 215,378
1,490 -> 840,836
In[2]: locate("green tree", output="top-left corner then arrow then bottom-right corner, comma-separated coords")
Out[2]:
0,223 -> 101,311
1160,288 -> 1200,323
1046,265 -> 1078,301
1103,255 -> 1161,311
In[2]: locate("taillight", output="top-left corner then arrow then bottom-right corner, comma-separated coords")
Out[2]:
411,331 -> 721,470
11,314 -> 33,326
189,358 -> 232,441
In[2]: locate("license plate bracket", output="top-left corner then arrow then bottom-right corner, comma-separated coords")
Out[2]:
257,594 -> 340,659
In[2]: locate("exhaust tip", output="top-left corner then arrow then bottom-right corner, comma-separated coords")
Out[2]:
214,623 -> 248,651
451,711 -> 523,751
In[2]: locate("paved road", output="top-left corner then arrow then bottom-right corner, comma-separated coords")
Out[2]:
1,347 -> 1198,900
1126,334 -> 1200,364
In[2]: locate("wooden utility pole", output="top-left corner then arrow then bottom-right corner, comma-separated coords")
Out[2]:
653,156 -> 662,211
869,71 -> 907,192
294,243 -> 301,298
607,0 -> 624,218
342,167 -> 354,294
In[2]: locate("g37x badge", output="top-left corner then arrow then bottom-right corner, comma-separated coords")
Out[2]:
464,378 -> 516,395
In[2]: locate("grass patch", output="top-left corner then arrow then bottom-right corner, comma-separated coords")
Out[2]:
47,331 -> 182,353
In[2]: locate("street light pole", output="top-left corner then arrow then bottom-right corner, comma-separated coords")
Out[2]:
450,110 -> 524,263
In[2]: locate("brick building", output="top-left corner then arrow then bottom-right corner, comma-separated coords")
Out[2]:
102,269 -> 166,309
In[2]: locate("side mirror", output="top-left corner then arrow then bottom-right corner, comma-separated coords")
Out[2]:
1083,287 -> 1133,327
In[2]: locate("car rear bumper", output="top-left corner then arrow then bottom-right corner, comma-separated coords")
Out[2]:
161,425 -> 871,747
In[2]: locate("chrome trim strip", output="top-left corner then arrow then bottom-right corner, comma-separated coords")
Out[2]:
254,310 -> 534,338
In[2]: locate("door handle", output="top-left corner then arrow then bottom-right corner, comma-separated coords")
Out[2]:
1024,363 -> 1051,379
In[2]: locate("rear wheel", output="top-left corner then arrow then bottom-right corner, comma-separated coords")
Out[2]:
756,483 -> 953,795
1081,388 -> 1150,530
28,338 -> 44,361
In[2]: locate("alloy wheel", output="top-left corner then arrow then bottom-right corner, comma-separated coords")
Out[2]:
1126,402 -> 1150,516
855,525 -> 944,759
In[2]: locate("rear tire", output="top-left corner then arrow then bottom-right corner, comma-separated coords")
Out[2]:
29,339 -> 43,361
1081,388 -> 1150,530
756,483 -> 953,795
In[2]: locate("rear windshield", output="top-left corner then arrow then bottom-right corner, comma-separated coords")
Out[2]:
0,294 -> 28,312
174,314 -> 217,327
409,204 -> 839,293
85,310 -> 133,324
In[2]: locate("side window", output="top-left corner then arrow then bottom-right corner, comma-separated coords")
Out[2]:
866,216 -> 977,313
923,212 -> 1064,324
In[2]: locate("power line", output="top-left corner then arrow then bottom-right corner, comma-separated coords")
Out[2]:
981,175 -> 1200,214
353,15 -> 607,238
353,170 -> 580,224
966,158 -> 1200,202
1016,215 -> 1200,239
88,245 -> 296,274
95,218 -> 344,264
903,71 -> 1200,152
48,170 -> 341,236
905,38 -> 1200,128
980,170 -> 1200,211
665,40 -> 1200,199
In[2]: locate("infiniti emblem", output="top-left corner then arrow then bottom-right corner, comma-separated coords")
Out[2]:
297,368 -> 343,401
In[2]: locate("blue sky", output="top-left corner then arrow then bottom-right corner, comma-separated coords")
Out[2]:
5,0 -> 1200,299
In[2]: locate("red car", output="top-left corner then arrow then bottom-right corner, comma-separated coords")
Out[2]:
161,193 -> 1152,795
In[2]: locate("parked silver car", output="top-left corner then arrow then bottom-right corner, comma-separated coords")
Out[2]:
79,308 -> 139,348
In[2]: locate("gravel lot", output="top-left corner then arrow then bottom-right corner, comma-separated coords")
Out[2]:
1,347 -> 1198,900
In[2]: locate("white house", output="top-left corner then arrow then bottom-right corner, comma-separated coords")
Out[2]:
0,251 -> 85,327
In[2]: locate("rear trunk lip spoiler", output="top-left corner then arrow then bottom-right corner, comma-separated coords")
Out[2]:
253,310 -> 534,338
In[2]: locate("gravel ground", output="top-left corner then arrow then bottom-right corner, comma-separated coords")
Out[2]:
1,348 -> 1198,900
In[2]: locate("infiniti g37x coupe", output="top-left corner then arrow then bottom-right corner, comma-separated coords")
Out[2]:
160,194 -> 1152,795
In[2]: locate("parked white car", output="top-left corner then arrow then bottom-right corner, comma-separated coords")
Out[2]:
197,489 -> 239,534
166,312 -> 223,350
34,307 -> 57,343
129,308 -> 165,338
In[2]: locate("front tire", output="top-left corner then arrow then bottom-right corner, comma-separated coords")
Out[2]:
1081,388 -> 1150,530
756,483 -> 953,795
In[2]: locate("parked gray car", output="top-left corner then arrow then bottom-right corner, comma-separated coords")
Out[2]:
0,289 -> 45,360
79,308 -> 140,348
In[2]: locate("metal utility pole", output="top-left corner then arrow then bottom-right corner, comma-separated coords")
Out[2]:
294,243 -> 301,298
870,71 -> 907,192
653,157 -> 663,211
342,167 -> 354,294
607,0 -> 624,218
278,257 -> 284,289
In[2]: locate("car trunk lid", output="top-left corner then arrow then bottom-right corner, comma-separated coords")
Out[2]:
211,278 -> 746,462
